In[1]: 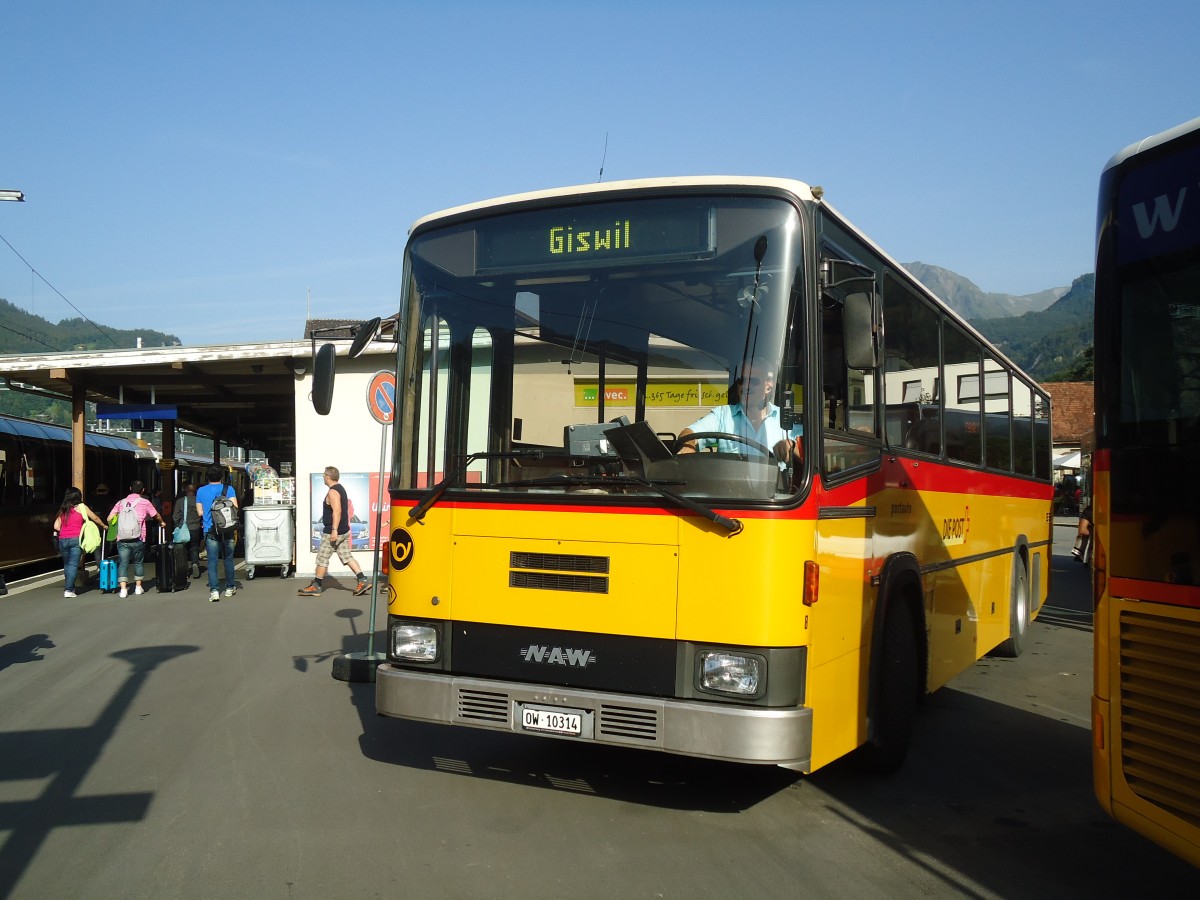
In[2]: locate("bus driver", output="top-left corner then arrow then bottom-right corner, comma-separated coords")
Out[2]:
676,357 -> 802,464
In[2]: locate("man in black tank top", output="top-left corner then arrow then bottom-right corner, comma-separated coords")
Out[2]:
298,466 -> 369,596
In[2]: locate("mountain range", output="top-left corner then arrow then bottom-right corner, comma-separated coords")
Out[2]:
904,262 -> 1068,319
902,262 -> 1093,381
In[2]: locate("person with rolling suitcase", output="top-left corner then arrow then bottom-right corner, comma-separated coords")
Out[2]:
107,480 -> 167,598
51,487 -> 107,598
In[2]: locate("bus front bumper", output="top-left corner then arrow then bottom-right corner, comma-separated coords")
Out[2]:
375,665 -> 813,770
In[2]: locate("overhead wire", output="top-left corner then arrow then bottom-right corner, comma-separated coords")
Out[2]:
0,320 -> 62,351
0,230 -> 121,348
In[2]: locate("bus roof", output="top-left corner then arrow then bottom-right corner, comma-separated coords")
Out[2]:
1102,117 -> 1200,173
404,175 -> 1045,394
408,176 -> 821,235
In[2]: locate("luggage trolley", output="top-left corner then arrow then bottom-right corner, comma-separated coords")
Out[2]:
243,504 -> 295,579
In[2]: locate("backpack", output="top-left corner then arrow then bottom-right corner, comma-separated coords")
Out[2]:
79,519 -> 102,553
116,499 -> 142,540
210,485 -> 237,538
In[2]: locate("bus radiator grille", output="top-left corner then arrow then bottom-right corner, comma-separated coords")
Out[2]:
510,552 -> 610,573
509,552 -> 611,594
510,571 -> 609,593
1118,609 -> 1200,829
598,704 -> 661,744
457,688 -> 510,725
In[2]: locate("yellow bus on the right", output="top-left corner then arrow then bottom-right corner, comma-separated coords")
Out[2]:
1093,115 -> 1200,868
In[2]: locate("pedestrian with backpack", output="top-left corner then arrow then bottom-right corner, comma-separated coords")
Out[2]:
107,480 -> 167,598
173,481 -> 203,579
196,464 -> 240,602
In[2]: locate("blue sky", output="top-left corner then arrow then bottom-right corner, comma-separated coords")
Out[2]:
2,1 -> 1198,346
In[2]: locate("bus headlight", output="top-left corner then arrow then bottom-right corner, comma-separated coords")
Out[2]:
698,651 -> 762,696
391,623 -> 439,662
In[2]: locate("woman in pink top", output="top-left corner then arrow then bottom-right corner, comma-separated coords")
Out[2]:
107,480 -> 166,598
52,487 -> 106,598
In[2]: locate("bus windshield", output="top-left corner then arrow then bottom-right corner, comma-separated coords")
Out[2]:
1103,143 -> 1200,585
396,193 -> 805,504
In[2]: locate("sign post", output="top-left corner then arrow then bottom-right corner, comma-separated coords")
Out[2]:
332,370 -> 396,683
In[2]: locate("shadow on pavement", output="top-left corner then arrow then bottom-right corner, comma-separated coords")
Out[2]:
0,644 -> 198,899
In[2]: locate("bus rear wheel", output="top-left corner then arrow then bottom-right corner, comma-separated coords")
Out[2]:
853,602 -> 918,774
995,556 -> 1030,658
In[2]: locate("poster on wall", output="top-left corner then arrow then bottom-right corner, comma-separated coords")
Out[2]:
368,471 -> 392,549
309,472 -> 375,551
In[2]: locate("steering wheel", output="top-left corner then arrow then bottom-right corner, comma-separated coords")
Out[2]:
670,431 -> 774,458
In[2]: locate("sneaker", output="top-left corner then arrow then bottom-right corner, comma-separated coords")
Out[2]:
209,590 -> 220,602
297,582 -> 324,596
224,587 -> 236,598
64,590 -> 76,598
134,585 -> 144,596
191,563 -> 200,579
119,586 -> 128,599
352,579 -> 371,596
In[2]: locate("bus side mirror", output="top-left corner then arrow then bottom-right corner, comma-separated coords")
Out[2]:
844,291 -> 880,371
312,343 -> 336,415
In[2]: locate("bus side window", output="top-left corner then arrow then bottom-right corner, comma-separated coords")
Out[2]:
821,287 -> 881,475
943,321 -> 983,466
882,273 -> 941,456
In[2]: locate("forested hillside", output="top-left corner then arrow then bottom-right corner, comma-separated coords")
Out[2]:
0,297 -> 179,354
0,297 -> 181,422
967,274 -> 1094,381
897,263 -> 1092,382
904,262 -> 1065,319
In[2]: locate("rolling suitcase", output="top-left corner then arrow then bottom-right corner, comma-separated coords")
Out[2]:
157,526 -> 189,593
99,537 -> 118,593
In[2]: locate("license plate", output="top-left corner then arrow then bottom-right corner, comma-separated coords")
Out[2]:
521,705 -> 583,736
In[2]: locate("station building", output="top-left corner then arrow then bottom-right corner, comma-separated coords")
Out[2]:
0,322 -> 396,579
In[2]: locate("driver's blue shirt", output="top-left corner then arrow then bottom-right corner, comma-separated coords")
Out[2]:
686,403 -> 800,455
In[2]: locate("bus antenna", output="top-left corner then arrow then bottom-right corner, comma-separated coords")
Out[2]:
598,132 -> 609,182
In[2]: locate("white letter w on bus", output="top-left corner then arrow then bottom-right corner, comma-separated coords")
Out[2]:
1133,188 -> 1187,237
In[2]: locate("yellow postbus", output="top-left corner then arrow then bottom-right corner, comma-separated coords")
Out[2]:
1093,118 -> 1200,865
376,177 -> 1053,773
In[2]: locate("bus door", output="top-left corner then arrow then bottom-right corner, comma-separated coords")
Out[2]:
807,254 -> 883,766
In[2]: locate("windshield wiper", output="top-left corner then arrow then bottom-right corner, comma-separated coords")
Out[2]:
498,474 -> 682,489
627,473 -> 743,536
499,472 -> 742,536
408,450 -> 544,523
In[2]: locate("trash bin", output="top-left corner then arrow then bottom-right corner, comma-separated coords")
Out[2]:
243,505 -> 295,579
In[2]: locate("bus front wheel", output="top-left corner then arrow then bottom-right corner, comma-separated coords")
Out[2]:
853,602 -> 918,774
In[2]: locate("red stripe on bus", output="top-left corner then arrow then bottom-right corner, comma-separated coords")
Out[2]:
1110,576 -> 1200,609
391,457 -> 1051,520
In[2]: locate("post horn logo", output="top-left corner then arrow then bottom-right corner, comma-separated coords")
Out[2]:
390,528 -> 415,570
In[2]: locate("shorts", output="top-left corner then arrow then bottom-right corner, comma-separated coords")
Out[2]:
315,532 -> 354,568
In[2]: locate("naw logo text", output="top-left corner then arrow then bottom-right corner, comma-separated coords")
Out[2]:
519,645 -> 597,668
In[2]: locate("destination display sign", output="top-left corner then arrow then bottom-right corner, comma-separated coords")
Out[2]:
1117,139 -> 1200,265
476,201 -> 715,273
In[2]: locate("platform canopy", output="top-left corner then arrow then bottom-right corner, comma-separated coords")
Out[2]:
0,341 -> 313,459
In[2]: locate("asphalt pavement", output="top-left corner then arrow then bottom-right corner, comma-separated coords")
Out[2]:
1,526 -> 1197,899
